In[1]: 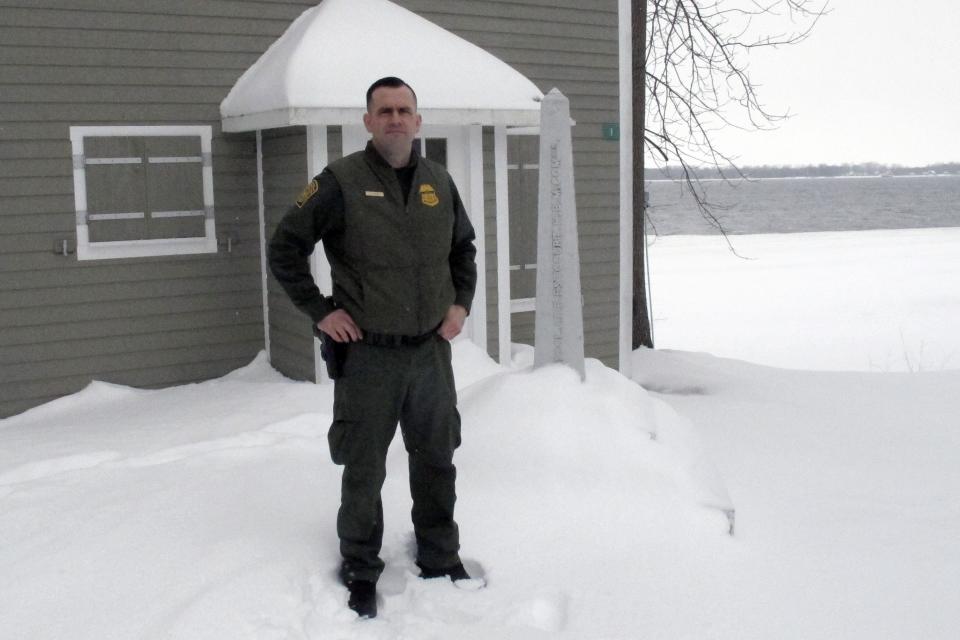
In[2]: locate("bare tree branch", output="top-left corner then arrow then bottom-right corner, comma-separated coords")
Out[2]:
644,0 -> 829,250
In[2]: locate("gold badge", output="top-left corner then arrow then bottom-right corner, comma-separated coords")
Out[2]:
296,179 -> 318,208
419,184 -> 439,207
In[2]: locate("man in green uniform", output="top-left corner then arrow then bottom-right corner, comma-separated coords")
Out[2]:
268,77 -> 478,619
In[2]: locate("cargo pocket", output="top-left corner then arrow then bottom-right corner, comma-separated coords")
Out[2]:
328,383 -> 363,465
451,407 -> 462,451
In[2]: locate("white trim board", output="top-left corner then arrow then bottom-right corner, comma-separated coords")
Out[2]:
256,129 -> 271,363
494,125 -> 512,365
617,0 -> 634,376
467,124 -> 487,351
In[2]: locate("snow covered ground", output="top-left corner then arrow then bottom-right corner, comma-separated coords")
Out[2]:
648,227 -> 960,372
2,228 -> 958,639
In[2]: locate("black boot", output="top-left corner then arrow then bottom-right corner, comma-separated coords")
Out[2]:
339,566 -> 377,619
344,579 -> 377,618
416,560 -> 470,581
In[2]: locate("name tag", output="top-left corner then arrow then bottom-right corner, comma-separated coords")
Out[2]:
365,190 -> 385,197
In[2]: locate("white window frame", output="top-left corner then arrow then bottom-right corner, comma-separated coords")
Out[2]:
70,125 -> 217,260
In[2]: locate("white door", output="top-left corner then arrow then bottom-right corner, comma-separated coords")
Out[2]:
340,125 -> 486,348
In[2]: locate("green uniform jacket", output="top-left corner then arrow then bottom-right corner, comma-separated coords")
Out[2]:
269,142 -> 477,336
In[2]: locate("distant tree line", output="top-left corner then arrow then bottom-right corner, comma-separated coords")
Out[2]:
646,162 -> 960,180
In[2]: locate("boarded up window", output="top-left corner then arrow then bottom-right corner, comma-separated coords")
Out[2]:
70,126 -> 216,260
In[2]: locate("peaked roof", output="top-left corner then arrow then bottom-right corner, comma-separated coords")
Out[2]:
220,0 -> 544,131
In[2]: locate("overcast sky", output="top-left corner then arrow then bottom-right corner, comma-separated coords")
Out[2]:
705,0 -> 960,166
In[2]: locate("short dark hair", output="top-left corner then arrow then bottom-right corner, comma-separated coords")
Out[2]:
365,76 -> 418,110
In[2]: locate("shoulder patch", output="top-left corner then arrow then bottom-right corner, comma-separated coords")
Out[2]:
419,183 -> 439,207
296,179 -> 319,208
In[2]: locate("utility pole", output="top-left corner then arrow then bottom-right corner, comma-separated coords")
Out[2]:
632,0 -> 653,349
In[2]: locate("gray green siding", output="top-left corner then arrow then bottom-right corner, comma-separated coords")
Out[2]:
261,127 -> 314,382
0,1 -> 319,417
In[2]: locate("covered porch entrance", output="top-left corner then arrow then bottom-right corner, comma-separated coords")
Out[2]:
220,0 -> 544,381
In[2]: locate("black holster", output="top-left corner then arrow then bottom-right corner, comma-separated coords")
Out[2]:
318,331 -> 348,379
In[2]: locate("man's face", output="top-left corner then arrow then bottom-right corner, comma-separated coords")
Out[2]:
363,85 -> 422,159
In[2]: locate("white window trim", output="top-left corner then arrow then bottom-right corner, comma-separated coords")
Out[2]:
70,125 -> 217,260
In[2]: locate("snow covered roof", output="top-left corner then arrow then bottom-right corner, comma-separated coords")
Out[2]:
220,0 -> 544,131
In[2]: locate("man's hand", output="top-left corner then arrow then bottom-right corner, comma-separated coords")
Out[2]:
437,305 -> 467,341
317,309 -> 363,343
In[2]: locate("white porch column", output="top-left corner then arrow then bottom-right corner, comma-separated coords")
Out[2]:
256,130 -> 270,361
306,125 -> 330,383
618,0 -> 635,376
494,125 -> 512,365
467,125 -> 487,351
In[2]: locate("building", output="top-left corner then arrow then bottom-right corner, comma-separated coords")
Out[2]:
1,0 -> 627,418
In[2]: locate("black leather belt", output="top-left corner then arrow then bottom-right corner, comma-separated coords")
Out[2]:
360,329 -> 438,347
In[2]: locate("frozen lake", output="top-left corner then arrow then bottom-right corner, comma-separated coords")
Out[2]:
646,174 -> 960,235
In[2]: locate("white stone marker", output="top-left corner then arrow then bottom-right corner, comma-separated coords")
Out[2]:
534,88 -> 586,380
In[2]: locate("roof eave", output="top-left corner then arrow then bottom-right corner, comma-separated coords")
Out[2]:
221,106 -> 542,132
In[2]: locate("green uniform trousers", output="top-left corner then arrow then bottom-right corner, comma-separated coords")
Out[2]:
328,335 -> 462,583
